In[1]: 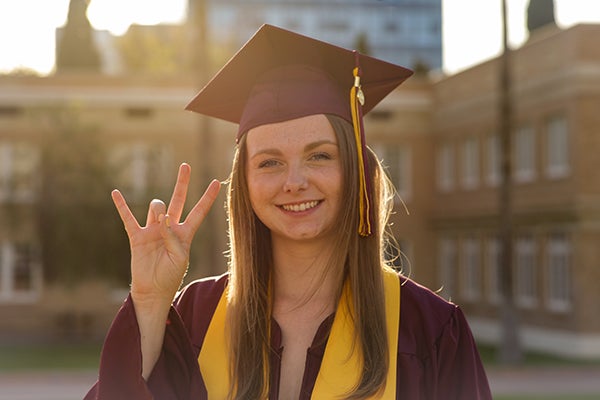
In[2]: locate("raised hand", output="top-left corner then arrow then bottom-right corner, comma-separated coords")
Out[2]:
112,163 -> 221,307
111,163 -> 221,378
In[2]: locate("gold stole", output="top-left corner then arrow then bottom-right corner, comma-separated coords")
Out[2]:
198,269 -> 400,399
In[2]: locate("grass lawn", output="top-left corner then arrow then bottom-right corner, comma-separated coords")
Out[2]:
477,343 -> 600,367
2,341 -> 598,371
0,342 -> 102,371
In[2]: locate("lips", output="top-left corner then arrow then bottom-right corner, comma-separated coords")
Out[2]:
280,200 -> 320,212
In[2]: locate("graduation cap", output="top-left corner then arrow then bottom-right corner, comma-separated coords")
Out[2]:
186,24 -> 413,236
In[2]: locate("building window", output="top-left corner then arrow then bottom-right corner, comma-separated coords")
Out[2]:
384,21 -> 399,33
516,235 -> 537,308
486,134 -> 500,187
380,144 -> 412,202
436,143 -> 454,192
438,237 -> 457,300
545,115 -> 570,179
546,233 -> 571,312
0,144 -> 10,199
0,241 -> 42,303
514,126 -> 536,183
110,143 -> 147,200
461,237 -> 481,301
486,237 -> 503,304
110,143 -> 174,201
0,142 -> 39,202
429,19 -> 441,36
319,19 -> 349,32
461,137 -> 479,190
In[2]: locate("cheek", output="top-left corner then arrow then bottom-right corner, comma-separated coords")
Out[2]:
246,172 -> 275,206
330,170 -> 345,208
246,172 -> 260,206
324,166 -> 344,193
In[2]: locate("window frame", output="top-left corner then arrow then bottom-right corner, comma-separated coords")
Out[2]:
545,115 -> 570,179
0,241 -> 42,304
545,233 -> 572,312
515,235 -> 538,308
460,136 -> 479,190
436,142 -> 455,192
514,125 -> 536,183
461,237 -> 481,301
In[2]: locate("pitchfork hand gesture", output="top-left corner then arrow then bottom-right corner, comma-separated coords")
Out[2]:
111,163 -> 221,379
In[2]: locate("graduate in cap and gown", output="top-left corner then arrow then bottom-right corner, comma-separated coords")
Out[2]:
85,25 -> 492,400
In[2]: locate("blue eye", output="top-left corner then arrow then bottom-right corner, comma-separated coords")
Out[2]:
310,152 -> 331,161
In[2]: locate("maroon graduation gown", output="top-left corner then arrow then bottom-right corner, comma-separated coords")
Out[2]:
84,273 -> 492,399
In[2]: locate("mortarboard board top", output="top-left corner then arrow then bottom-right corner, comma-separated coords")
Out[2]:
185,24 -> 413,138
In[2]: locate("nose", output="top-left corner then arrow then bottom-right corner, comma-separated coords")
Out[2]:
283,163 -> 308,193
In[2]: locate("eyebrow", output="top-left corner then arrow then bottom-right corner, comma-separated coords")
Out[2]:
249,139 -> 337,160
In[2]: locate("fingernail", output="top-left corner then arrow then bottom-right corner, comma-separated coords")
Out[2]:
165,215 -> 171,228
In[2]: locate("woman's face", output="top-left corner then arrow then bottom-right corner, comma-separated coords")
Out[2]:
245,114 -> 343,243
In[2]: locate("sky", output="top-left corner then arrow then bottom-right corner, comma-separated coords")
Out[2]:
0,0 -> 599,76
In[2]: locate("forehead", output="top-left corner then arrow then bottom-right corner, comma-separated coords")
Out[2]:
245,114 -> 337,150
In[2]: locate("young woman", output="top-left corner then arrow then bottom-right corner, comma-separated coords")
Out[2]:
85,25 -> 491,399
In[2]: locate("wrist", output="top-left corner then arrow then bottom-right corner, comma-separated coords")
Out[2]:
130,289 -> 174,314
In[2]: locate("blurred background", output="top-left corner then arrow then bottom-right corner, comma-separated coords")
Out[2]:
1,0 -> 599,399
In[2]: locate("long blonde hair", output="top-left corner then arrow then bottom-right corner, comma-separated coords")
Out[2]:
225,114 -> 396,399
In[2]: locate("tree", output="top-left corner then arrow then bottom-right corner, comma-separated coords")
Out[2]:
36,106 -> 129,286
55,0 -> 101,73
116,24 -> 189,75
354,32 -> 371,56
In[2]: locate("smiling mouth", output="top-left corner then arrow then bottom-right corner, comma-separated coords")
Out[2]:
280,200 -> 320,212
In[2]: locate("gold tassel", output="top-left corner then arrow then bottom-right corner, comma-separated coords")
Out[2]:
350,53 -> 373,237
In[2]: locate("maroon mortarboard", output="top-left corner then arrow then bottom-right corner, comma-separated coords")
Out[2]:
186,24 -> 413,236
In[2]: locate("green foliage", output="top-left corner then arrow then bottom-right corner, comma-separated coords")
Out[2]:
354,32 -> 371,56
35,105 -> 129,286
412,59 -> 431,76
0,342 -> 101,370
117,24 -> 190,75
479,343 -> 600,367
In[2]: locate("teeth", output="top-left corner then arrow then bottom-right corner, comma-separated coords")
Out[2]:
282,201 -> 319,212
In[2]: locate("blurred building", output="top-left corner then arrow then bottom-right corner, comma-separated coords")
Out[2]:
344,22 -> 600,360
1,17 -> 599,360
427,23 -> 600,359
202,0 -> 442,71
0,74 -> 233,340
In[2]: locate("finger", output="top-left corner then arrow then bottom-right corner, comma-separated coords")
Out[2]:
111,189 -> 141,234
158,214 -> 188,268
166,163 -> 191,223
183,179 -> 221,234
145,199 -> 167,227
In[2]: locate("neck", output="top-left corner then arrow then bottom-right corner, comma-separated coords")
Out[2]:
271,236 -> 342,313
